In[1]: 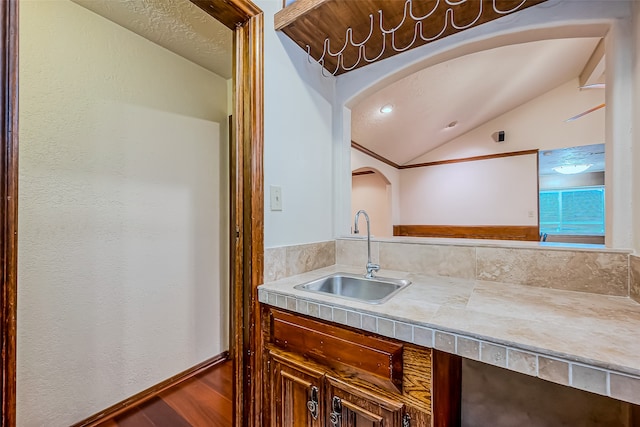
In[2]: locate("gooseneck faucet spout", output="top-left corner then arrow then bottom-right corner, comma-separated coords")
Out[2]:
354,210 -> 380,279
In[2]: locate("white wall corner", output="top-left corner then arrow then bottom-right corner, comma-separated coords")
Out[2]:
259,0 -> 337,248
333,106 -> 352,237
605,17 -> 634,249
632,1 -> 640,253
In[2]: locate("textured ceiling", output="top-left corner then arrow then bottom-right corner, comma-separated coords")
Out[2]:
539,143 -> 605,176
351,37 -> 602,165
73,0 -> 232,79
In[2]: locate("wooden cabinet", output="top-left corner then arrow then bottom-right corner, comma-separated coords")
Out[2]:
325,375 -> 404,427
269,352 -> 324,427
263,307 -> 462,427
268,349 -> 406,427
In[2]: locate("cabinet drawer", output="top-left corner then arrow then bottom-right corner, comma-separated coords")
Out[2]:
270,308 -> 403,393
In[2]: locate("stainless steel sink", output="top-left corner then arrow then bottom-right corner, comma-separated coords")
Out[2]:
294,273 -> 410,304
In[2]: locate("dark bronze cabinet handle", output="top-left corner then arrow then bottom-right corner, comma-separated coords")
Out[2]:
306,386 -> 319,420
330,396 -> 342,427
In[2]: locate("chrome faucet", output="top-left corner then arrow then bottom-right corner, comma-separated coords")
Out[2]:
354,210 -> 380,279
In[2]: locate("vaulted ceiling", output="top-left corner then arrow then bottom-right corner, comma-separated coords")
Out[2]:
351,37 -> 603,165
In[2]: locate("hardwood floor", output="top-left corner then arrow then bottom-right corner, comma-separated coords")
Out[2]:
99,360 -> 233,427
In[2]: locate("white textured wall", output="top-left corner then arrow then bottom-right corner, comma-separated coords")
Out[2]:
604,17 -> 634,249
257,0 -> 335,248
410,79 -> 604,163
18,1 -> 229,425
399,155 -> 538,226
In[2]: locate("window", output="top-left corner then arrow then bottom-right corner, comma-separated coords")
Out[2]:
539,187 -> 605,235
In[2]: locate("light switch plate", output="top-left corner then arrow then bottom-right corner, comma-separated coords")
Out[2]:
270,185 -> 283,211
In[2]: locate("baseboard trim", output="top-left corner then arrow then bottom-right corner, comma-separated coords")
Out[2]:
393,224 -> 540,241
71,351 -> 230,427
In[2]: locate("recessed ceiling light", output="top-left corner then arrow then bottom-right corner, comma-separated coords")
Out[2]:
552,164 -> 593,174
380,104 -> 393,114
446,121 -> 458,129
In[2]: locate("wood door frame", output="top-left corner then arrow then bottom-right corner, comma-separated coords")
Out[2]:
0,1 -> 18,426
0,1 -> 264,426
223,3 -> 264,427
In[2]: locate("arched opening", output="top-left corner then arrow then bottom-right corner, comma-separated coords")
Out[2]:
336,7 -> 633,248
351,167 -> 393,237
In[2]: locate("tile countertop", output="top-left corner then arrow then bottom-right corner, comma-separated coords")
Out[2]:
258,264 -> 640,405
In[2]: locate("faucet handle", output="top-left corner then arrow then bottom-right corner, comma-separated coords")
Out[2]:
365,262 -> 380,278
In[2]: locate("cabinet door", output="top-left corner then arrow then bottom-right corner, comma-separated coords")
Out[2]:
326,375 -> 404,427
269,351 -> 324,427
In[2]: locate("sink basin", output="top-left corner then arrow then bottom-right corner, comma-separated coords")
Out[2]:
294,273 -> 411,304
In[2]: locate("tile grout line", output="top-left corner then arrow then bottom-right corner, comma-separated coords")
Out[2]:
474,246 -> 478,281
569,363 -> 574,386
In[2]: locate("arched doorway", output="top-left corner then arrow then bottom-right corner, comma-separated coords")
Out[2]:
351,167 -> 393,237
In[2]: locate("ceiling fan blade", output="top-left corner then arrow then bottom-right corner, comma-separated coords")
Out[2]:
579,83 -> 606,90
565,103 -> 606,122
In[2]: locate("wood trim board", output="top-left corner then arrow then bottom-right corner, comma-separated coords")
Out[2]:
352,170 -> 375,176
399,149 -> 539,169
192,0 -> 261,30
536,147 -> 540,241
207,3 -> 264,427
432,351 -> 462,427
351,140 -> 538,170
274,0 -> 328,30
351,140 -> 400,169
201,4 -> 265,424
0,2 -> 18,426
393,225 -> 540,241
70,352 -> 230,427
199,3 -> 265,426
